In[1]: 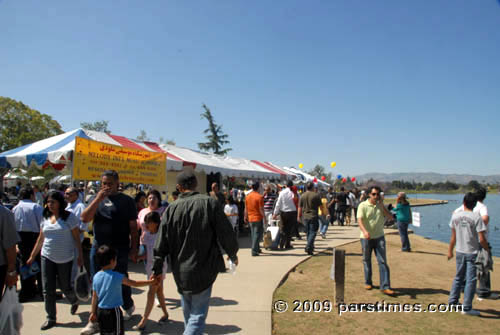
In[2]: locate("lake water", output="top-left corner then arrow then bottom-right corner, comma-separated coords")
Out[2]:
398,193 -> 500,256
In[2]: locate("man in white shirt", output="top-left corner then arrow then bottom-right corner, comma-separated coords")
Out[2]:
65,187 -> 89,282
12,186 -> 43,302
453,187 -> 496,300
272,181 -> 297,249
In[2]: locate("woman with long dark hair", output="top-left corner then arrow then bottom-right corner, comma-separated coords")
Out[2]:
27,190 -> 83,330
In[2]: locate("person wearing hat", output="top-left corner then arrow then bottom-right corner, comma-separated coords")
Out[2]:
152,171 -> 238,335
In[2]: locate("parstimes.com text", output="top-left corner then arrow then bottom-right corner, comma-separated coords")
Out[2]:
338,301 -> 463,316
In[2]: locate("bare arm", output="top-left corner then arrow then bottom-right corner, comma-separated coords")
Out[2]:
5,244 -> 18,287
122,277 -> 155,287
71,227 -> 83,267
481,215 -> 489,226
81,189 -> 109,223
27,231 -> 45,265
448,228 -> 456,260
358,216 -> 370,239
479,231 -> 489,252
297,206 -> 302,222
89,290 -> 98,322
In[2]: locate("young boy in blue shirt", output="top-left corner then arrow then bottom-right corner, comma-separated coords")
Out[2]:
90,245 -> 155,335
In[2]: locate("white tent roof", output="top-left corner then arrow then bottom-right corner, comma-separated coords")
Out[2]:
160,144 -> 280,179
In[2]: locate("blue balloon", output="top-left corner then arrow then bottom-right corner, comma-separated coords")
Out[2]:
337,174 -> 342,179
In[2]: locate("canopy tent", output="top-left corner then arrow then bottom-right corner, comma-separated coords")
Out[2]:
160,144 -> 281,179
250,160 -> 295,180
0,128 -> 184,171
282,167 -> 330,188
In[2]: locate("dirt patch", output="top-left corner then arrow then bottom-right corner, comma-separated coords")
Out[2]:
272,233 -> 500,335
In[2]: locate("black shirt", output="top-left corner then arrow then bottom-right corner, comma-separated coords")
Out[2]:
336,192 -> 348,209
92,193 -> 137,249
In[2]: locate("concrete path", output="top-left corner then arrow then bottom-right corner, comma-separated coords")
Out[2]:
21,225 -> 361,335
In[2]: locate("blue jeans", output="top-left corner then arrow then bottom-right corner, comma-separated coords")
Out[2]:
319,216 -> 329,235
181,285 -> 212,335
249,221 -> 263,255
304,218 -> 319,252
90,244 -> 134,310
397,221 -> 411,251
449,252 -> 477,311
361,236 -> 391,290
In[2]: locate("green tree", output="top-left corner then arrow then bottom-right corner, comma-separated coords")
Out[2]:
198,104 -> 231,155
136,130 -> 150,141
307,164 -> 333,184
0,97 -> 63,152
159,137 -> 176,145
467,180 -> 481,190
80,120 -> 111,133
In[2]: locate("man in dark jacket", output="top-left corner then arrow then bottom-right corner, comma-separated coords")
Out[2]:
153,171 -> 239,335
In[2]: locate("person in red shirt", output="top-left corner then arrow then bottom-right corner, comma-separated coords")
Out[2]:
244,182 -> 265,256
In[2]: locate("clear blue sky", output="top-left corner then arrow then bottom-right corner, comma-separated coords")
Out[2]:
1,1 -> 499,177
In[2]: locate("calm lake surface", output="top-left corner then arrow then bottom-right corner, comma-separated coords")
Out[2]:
399,193 -> 500,256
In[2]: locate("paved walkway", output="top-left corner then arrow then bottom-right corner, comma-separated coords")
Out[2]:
21,225 -> 362,335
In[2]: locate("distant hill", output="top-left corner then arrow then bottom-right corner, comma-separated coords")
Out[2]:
355,172 -> 500,185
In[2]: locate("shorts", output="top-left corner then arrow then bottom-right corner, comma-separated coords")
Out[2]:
97,307 -> 124,335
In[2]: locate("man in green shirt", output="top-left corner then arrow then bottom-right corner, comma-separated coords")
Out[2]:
357,186 -> 395,295
298,182 -> 322,255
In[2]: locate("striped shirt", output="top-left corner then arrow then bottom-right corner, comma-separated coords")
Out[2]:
41,213 -> 78,264
12,200 -> 43,232
263,193 -> 277,212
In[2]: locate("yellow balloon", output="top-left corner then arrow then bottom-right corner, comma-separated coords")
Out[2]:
298,163 -> 304,169
330,161 -> 336,168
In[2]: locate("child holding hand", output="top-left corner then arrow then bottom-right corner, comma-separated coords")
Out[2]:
134,211 -> 169,331
90,245 -> 156,335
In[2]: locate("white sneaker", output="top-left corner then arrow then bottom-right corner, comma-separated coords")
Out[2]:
123,305 -> 135,321
461,309 -> 480,316
80,321 -> 99,335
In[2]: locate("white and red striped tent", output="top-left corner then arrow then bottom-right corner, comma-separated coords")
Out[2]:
0,128 -> 183,171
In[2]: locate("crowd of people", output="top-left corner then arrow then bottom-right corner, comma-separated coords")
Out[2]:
0,172 -> 494,335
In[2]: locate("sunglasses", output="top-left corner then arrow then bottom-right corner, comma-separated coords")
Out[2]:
370,192 -> 380,196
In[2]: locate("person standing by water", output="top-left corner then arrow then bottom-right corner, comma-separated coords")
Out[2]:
448,192 -> 488,316
357,186 -> 395,296
392,192 -> 412,252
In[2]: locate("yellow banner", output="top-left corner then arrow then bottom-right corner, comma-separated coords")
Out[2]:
73,137 -> 166,185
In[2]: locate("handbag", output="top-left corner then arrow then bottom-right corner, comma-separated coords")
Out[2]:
74,266 -> 91,302
0,287 -> 23,335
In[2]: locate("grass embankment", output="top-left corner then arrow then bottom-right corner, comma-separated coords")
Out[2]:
272,234 -> 500,335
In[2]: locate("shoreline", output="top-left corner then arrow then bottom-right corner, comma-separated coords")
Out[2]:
384,198 -> 448,207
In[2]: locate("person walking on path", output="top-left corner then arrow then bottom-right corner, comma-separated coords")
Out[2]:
80,170 -> 139,335
245,182 -> 265,256
357,186 -> 395,295
318,192 -> 329,239
12,186 -> 43,302
392,192 -> 412,252
336,187 -> 348,226
152,171 -> 239,335
263,185 -> 277,229
298,182 -> 322,255
326,186 -> 337,225
90,245 -> 156,335
209,182 -> 226,208
448,192 -> 489,316
27,190 -> 83,330
0,205 -> 18,298
65,186 -> 89,282
272,181 -> 297,250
